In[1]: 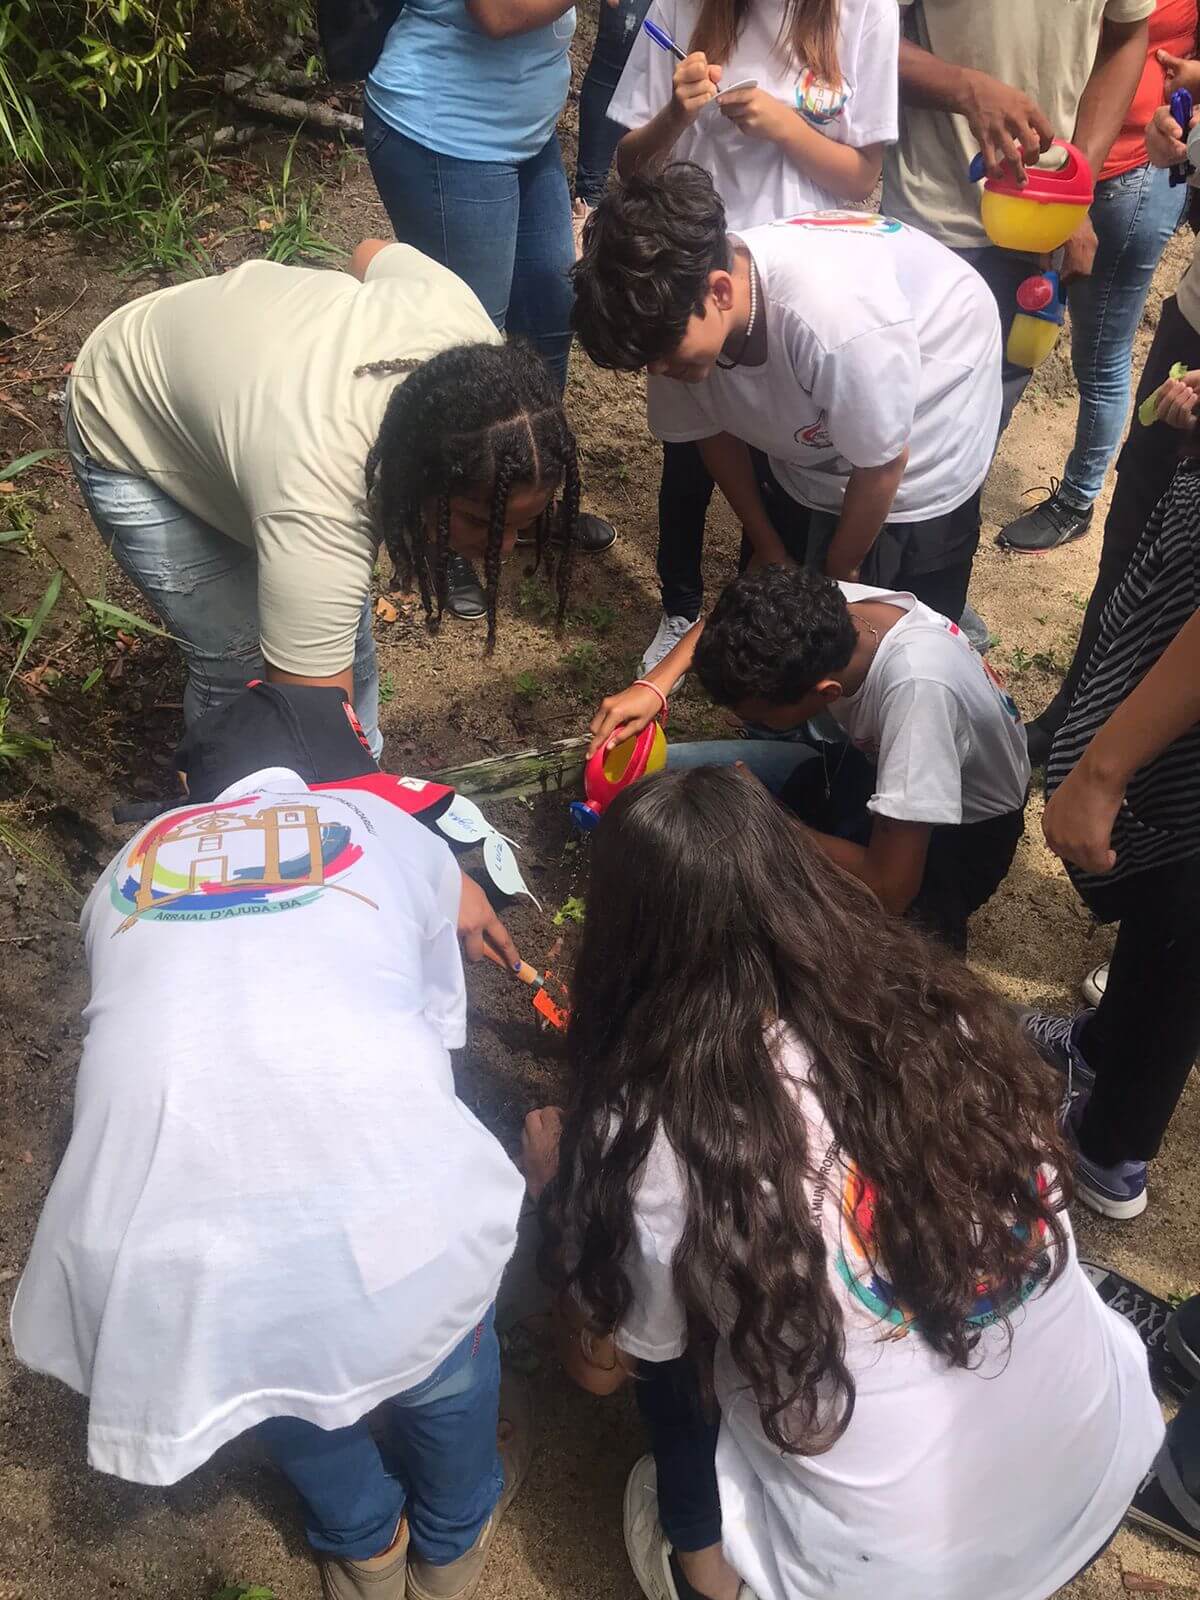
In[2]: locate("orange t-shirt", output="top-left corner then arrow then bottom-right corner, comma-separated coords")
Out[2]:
1102,0 -> 1198,180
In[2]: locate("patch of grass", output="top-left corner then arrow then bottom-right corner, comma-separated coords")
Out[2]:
1030,647 -> 1065,674
552,894 -> 586,926
574,600 -> 615,636
513,669 -> 545,704
562,642 -> 603,696
210,1585 -> 276,1600
517,574 -> 557,626
1008,646 -> 1031,674
378,671 -> 396,705
243,132 -> 337,266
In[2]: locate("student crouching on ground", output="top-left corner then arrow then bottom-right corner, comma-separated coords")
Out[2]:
523,767 -> 1162,1600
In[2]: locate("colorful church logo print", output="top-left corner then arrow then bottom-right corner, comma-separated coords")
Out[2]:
794,66 -> 850,126
110,795 -> 376,932
776,211 -> 903,236
833,1162 -> 1051,1335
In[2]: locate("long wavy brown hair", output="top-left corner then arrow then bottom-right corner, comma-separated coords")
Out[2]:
689,0 -> 842,86
542,767 -> 1071,1455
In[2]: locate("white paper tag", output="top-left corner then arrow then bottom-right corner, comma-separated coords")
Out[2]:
436,796 -> 494,844
713,77 -> 758,99
483,832 -> 542,910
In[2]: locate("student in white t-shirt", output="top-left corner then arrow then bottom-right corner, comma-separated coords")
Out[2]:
601,0 -> 900,671
521,765 -> 1162,1600
572,163 -> 1001,645
10,686 -> 529,1600
589,564 -> 1029,949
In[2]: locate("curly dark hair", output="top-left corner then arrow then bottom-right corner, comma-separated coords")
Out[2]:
571,163 -> 731,372
694,564 -> 857,709
542,766 -> 1071,1455
360,342 -> 580,650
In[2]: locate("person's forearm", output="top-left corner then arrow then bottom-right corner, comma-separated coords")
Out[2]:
467,0 -> 573,38
1072,18 -> 1149,175
1074,608 -> 1200,790
897,37 -> 976,113
697,433 -> 790,562
617,105 -> 686,179
825,452 -> 907,579
770,122 -> 882,202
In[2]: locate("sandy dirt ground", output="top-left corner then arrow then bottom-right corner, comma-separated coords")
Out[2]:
1,20 -> 1199,1597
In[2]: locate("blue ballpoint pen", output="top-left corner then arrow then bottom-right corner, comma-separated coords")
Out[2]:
642,17 -> 687,61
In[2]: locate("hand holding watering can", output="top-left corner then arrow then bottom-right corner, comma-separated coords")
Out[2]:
968,139 -> 1095,370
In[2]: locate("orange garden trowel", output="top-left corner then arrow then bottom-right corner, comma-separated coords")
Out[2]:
483,944 -> 570,1032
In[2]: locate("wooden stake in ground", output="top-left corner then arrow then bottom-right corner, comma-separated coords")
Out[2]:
430,736 -> 587,804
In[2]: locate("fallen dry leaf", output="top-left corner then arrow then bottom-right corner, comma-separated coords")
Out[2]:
19,1149 -> 33,1165
375,596 -> 399,624
1122,1574 -> 1167,1594
0,481 -> 15,494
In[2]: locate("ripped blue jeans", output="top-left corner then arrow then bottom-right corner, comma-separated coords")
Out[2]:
65,402 -> 381,753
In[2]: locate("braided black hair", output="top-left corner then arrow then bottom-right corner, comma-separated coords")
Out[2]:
362,341 -> 580,651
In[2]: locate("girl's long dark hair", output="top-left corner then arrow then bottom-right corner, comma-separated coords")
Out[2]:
691,0 -> 842,87
360,342 -> 580,650
543,767 -> 1071,1454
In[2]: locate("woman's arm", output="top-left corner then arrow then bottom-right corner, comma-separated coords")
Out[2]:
716,88 -> 883,201
1043,608 -> 1200,875
467,0 -> 575,39
617,52 -> 722,179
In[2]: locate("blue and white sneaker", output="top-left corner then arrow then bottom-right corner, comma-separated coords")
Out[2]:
1022,1008 -> 1097,1114
1073,1148 -> 1148,1221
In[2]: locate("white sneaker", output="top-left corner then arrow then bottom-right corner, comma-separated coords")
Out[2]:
641,612 -> 694,676
572,197 -> 593,262
623,1455 -> 758,1600
1081,962 -> 1108,1007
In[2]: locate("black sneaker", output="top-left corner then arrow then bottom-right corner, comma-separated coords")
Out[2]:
517,512 -> 617,555
1127,1464 -> 1200,1556
1024,714 -> 1056,770
446,552 -> 487,621
1168,1293 -> 1200,1384
996,481 -> 1093,553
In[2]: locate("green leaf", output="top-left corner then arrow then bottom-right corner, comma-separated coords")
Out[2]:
0,529 -> 28,545
0,448 -> 54,482
5,569 -> 61,692
86,598 -> 173,638
81,666 -> 102,692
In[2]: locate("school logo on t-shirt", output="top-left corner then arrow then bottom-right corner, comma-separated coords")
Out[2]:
776,211 -> 903,236
793,66 -> 850,125
795,411 -> 833,449
108,795 -> 376,932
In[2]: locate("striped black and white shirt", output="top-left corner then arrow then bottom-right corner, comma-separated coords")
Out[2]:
1047,463 -> 1200,894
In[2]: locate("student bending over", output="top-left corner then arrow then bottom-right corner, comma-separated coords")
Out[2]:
591,566 -> 1030,949
523,767 -> 1162,1600
571,163 -> 1001,622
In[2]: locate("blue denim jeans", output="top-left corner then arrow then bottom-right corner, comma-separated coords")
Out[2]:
1061,161 -> 1186,507
364,102 -> 574,393
668,739 -> 817,793
575,0 -> 653,205
258,1310 -> 503,1564
65,403 -> 381,754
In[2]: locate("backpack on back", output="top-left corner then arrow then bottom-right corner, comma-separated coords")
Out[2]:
317,0 -> 404,80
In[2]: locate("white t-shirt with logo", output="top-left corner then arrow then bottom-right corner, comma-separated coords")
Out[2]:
10,769 -> 524,1486
615,1028 -> 1164,1600
648,215 -> 1001,522
832,582 -> 1029,824
608,0 -> 899,229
